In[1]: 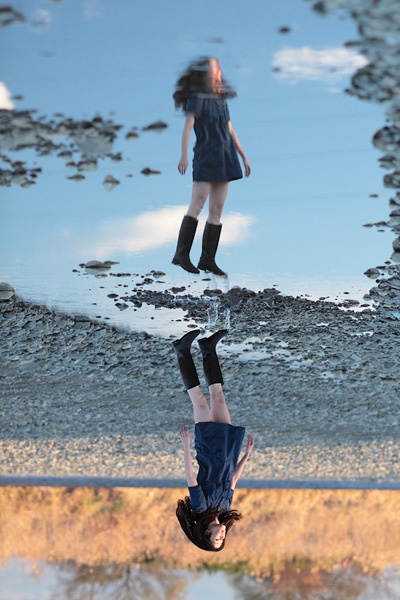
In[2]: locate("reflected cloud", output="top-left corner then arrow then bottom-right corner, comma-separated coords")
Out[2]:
90,206 -> 255,257
0,82 -> 14,110
273,46 -> 368,84
31,9 -> 53,29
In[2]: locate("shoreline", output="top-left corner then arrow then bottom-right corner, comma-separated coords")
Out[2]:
2,474 -> 400,490
1,292 -> 399,484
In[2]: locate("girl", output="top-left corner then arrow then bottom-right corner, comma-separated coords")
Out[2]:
173,329 -> 254,551
172,57 -> 251,276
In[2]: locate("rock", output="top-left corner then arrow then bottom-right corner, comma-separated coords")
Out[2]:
141,167 -> 161,176
0,282 -> 15,300
68,174 -> 85,182
0,6 -> 25,27
364,268 -> 381,279
103,175 -> 120,190
77,157 -> 97,171
142,120 -> 168,132
84,261 -> 112,269
126,129 -> 139,140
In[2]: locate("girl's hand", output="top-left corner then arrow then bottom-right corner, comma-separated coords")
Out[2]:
242,157 -> 251,177
178,157 -> 188,175
180,426 -> 191,446
245,434 -> 254,456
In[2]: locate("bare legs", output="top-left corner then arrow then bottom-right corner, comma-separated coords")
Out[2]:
186,182 -> 229,225
187,387 -> 211,423
208,182 -> 229,224
188,384 -> 231,424
184,182 -> 229,276
173,329 -> 231,424
209,383 -> 231,424
175,328 -> 231,424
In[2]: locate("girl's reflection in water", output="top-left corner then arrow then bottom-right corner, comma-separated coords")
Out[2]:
173,329 -> 254,551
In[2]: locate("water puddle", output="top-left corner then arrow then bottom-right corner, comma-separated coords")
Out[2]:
1,0 -> 399,332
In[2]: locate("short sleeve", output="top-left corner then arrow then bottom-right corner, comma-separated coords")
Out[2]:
189,485 -> 208,514
185,98 -> 202,117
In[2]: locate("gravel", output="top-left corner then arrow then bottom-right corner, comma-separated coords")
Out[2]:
1,291 -> 399,484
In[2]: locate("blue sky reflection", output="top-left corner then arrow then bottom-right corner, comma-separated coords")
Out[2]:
0,0 -> 392,330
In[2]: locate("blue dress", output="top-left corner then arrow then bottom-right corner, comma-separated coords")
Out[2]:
186,97 -> 243,183
188,421 -> 245,514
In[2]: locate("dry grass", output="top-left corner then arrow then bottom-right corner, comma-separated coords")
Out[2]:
1,487 -> 400,577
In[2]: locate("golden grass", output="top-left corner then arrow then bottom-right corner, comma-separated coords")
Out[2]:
1,487 -> 400,577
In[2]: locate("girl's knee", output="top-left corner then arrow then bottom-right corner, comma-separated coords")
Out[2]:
190,389 -> 208,405
207,209 -> 222,224
188,197 -> 207,217
210,389 -> 225,404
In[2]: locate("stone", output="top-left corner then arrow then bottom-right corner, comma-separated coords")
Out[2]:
141,167 -> 161,176
103,175 -> 120,190
142,120 -> 168,132
0,282 -> 15,300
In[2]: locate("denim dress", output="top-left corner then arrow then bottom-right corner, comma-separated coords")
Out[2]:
188,421 -> 245,514
186,97 -> 243,183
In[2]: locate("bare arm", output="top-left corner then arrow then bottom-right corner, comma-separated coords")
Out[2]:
180,426 -> 198,487
228,121 -> 251,177
231,434 -> 254,490
178,114 -> 195,175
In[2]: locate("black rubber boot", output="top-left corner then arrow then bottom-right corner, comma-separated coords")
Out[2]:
172,329 -> 201,390
172,216 -> 200,274
197,222 -> 226,276
198,329 -> 228,386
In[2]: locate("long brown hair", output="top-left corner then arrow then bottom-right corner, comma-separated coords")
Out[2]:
176,496 -> 241,552
173,56 -> 236,111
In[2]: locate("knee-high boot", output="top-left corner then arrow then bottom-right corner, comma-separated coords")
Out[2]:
198,329 -> 228,386
197,221 -> 226,276
172,215 -> 200,274
172,329 -> 201,390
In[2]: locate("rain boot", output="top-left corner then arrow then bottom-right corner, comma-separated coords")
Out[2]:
172,329 -> 201,390
198,329 -> 228,386
172,215 -> 200,274
197,221 -> 226,276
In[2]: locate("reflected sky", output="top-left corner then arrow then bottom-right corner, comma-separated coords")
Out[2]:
0,0 -> 393,332
1,486 -> 400,599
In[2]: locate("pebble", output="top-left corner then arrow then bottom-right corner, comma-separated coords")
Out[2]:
1,292 -> 399,482
0,282 -> 15,300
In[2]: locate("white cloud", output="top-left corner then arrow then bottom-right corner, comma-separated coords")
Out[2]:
272,46 -> 368,84
0,82 -> 14,110
87,205 -> 255,258
32,9 -> 53,28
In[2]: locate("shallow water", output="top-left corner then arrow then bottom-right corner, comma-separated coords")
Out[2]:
0,0 -> 395,334
2,561 -> 400,600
